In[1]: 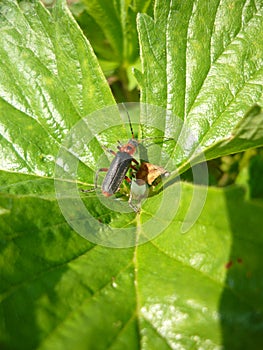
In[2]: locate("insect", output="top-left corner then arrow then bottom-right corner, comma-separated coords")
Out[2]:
82,108 -> 170,212
99,137 -> 139,197
82,108 -> 139,203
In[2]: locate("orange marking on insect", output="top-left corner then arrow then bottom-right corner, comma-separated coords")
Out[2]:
119,142 -> 137,156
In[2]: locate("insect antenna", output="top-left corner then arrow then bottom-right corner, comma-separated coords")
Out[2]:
121,103 -> 135,139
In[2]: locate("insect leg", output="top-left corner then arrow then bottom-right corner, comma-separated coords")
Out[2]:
95,168 -> 108,188
117,141 -> 123,150
129,158 -> 139,178
102,145 -> 117,156
131,158 -> 139,165
124,175 -> 132,183
81,168 -> 108,193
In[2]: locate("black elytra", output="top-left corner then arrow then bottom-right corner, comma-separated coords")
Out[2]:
101,139 -> 138,197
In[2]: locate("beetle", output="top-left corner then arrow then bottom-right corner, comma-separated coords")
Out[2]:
82,108 -> 140,202
82,107 -> 171,212
100,138 -> 139,197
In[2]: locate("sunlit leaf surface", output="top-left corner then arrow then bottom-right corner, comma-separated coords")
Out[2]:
0,1 -> 263,349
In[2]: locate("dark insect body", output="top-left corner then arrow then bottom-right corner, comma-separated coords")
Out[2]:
101,139 -> 138,197
82,108 -> 140,208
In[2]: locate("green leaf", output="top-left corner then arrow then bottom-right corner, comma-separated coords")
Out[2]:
79,0 -> 153,65
136,0 -> 263,171
0,0 -> 115,177
205,105 -> 263,159
76,0 -> 153,91
75,1 -> 123,63
1,1 -> 263,349
248,150 -> 263,199
1,184 -> 263,349
138,187 -> 263,350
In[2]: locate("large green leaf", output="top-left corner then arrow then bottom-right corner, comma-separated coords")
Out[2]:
1,0 -> 263,349
1,183 -> 263,349
135,0 -> 263,171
